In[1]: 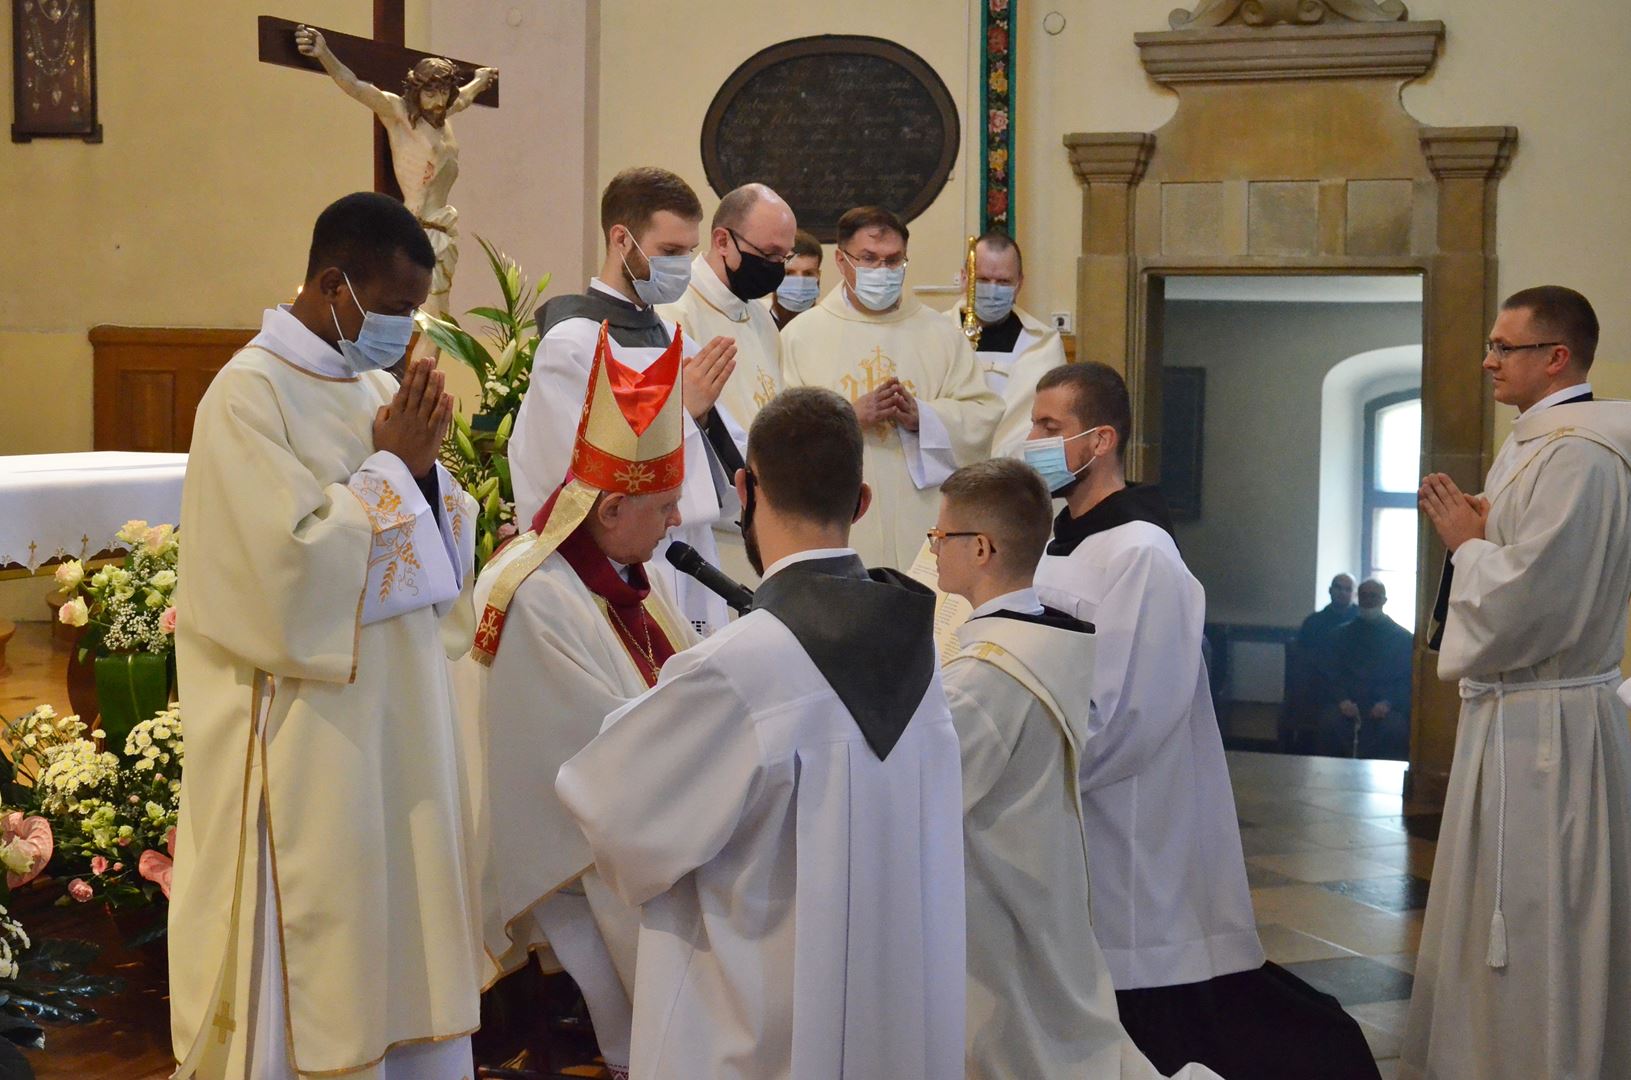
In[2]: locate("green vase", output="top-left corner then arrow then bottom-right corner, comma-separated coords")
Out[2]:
93,653 -> 170,755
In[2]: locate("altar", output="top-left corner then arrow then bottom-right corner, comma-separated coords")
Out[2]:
0,453 -> 188,575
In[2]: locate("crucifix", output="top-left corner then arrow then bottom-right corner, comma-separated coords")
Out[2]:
256,7 -> 499,314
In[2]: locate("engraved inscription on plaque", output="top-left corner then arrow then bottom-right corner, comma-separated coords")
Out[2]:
701,35 -> 960,243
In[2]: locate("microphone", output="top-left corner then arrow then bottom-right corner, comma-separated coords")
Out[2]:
665,542 -> 755,615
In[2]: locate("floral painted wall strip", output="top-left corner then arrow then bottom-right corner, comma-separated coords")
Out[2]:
981,0 -> 1016,234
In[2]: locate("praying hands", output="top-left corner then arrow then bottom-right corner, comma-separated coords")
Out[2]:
1418,473 -> 1490,553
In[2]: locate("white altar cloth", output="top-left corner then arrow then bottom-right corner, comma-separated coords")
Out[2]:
0,452 -> 188,570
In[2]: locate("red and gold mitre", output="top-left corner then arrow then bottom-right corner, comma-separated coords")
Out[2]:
569,321 -> 686,496
471,322 -> 686,665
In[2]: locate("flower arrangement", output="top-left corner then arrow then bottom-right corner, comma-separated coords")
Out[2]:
1,704 -> 182,911
53,520 -> 178,657
416,238 -> 551,569
53,520 -> 179,748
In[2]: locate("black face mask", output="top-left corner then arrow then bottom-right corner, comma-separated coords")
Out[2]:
725,231 -> 786,301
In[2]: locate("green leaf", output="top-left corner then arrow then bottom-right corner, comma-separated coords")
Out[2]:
492,454 -> 512,497
415,313 -> 494,383
465,306 -> 513,326
477,235 -> 519,314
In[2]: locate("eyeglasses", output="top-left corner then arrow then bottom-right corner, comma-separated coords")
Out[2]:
1485,340 -> 1562,359
839,247 -> 909,271
925,529 -> 989,554
729,229 -> 794,265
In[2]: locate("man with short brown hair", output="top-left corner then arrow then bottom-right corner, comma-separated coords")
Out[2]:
935,458 -> 1219,1080
559,386 -> 965,1079
1406,285 -> 1631,1079
1027,362 -> 1377,1078
781,206 -> 1000,568
770,229 -> 824,330
511,166 -> 743,635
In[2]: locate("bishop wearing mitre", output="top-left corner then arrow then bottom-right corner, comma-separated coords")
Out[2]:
459,322 -> 698,1080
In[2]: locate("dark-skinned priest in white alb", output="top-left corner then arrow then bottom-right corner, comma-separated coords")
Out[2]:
169,193 -> 483,1079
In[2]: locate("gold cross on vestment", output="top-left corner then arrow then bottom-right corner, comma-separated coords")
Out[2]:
972,642 -> 1007,660
212,1000 -> 236,1044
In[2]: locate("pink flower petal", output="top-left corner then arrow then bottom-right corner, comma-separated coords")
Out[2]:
90,855 -> 108,876
3,813 -> 54,889
137,850 -> 174,900
68,878 -> 94,902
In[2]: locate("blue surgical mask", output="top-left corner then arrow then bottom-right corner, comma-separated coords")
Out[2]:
776,275 -> 820,312
1021,426 -> 1105,493
331,273 -> 416,372
973,281 -> 1017,324
623,236 -> 691,306
851,264 -> 905,311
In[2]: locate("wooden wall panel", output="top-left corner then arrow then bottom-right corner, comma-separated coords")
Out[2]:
91,327 -> 253,452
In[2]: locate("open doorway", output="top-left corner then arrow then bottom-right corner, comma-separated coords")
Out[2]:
1151,274 -> 1424,761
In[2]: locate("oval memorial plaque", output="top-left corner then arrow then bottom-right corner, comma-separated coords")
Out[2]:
701,35 -> 961,244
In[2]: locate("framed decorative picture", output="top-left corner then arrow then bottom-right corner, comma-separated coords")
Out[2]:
11,0 -> 102,143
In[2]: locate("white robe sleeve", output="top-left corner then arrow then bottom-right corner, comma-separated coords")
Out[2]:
1440,439 -> 1626,679
1075,543 -> 1206,790
556,650 -> 762,907
510,323 -> 593,525
898,403 -> 959,490
943,662 -> 1018,812
347,452 -> 462,627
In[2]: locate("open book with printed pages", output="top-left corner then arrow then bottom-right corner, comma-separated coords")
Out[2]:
905,540 -> 975,667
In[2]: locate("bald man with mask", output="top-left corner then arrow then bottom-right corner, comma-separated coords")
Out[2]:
660,184 -> 796,581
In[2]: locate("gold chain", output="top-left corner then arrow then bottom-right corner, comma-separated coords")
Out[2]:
606,603 -> 659,679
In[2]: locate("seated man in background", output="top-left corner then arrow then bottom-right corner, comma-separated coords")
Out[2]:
1322,578 -> 1413,759
1284,573 -> 1357,751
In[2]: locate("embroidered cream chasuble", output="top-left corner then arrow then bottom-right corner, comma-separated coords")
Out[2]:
169,326 -> 483,1078
780,290 -> 1001,568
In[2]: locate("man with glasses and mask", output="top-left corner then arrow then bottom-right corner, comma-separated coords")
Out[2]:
169,192 -> 484,1078
1026,362 -> 1378,1079
511,166 -> 743,635
941,231 -> 1068,456
781,206 -> 999,569
659,183 -> 796,581
1406,286 -> 1631,1080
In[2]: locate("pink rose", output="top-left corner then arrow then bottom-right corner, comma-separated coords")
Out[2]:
116,836 -> 131,847
111,862 -> 124,873
68,878 -> 94,902
1,811 -> 54,889
57,596 -> 88,628
160,606 -> 178,635
90,855 -> 109,876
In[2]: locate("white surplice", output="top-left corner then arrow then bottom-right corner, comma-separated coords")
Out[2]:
509,280 -> 741,634
454,540 -> 697,1068
171,306 -> 482,1079
941,304 -> 1069,457
1402,398 -> 1631,1080
556,551 -> 965,1080
1035,516 -> 1263,990
780,289 -> 1001,568
658,257 -> 782,585
945,607 -> 1220,1080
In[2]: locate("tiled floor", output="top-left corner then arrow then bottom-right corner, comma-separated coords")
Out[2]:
3,624 -> 1437,1077
1228,750 -> 1439,1076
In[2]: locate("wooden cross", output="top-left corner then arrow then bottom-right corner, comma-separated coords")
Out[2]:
255,5 -> 499,199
